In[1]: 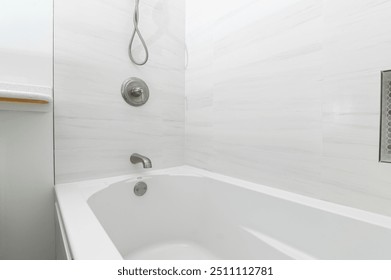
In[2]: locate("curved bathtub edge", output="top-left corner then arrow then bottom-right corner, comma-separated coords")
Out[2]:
55,184 -> 124,260
55,202 -> 73,259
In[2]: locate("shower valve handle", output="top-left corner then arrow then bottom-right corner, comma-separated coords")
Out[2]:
131,87 -> 143,97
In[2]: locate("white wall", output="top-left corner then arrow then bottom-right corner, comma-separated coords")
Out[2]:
54,0 -> 185,183
185,0 -> 391,216
0,0 -> 54,259
0,0 -> 52,86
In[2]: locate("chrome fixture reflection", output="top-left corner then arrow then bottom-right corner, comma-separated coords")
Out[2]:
129,0 -> 149,65
380,70 -> 391,163
130,153 -> 152,168
121,77 -> 149,106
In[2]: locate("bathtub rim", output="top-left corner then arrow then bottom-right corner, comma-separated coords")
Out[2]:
55,165 -> 391,260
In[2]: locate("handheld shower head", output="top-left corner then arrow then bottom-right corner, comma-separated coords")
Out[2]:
129,0 -> 149,66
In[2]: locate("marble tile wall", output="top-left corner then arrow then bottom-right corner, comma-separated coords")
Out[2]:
55,0 -> 185,183
185,0 -> 391,216
321,0 -> 391,215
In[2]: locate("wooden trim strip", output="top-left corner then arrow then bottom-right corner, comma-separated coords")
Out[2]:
0,97 -> 49,104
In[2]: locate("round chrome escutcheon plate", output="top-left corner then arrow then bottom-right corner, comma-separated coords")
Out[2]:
121,77 -> 149,107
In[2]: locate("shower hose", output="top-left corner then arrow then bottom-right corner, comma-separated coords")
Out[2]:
128,0 -> 149,65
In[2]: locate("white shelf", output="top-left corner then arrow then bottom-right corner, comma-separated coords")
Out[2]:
0,82 -> 52,112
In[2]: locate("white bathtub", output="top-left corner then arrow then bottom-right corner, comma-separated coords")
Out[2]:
55,166 -> 391,260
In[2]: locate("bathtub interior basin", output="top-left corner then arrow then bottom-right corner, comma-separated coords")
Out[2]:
55,166 -> 391,260
87,175 -> 292,260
